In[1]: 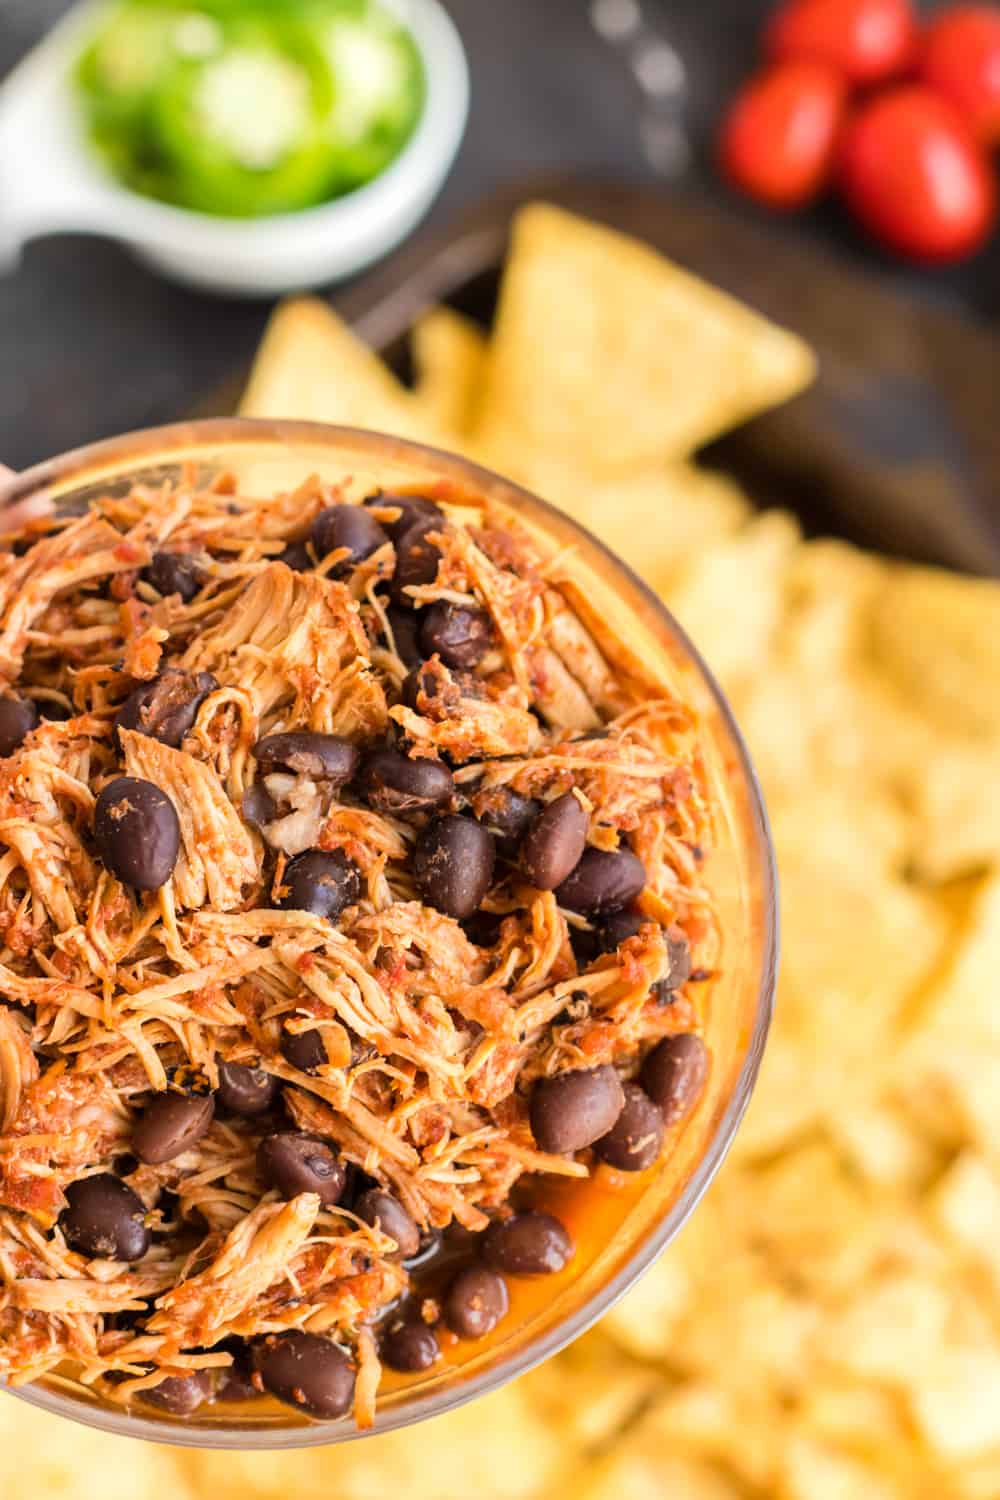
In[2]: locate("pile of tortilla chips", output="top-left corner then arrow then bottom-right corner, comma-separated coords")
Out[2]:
10,205 -> 1000,1499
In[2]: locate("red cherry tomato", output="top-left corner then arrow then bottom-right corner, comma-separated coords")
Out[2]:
838,85 -> 997,262
766,0 -> 917,85
718,61 -> 848,210
919,5 -> 1000,147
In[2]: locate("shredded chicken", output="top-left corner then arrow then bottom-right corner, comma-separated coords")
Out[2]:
0,467 -> 716,1428
120,729 -> 259,910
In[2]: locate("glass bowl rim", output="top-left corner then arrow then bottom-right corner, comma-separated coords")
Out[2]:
1,418 -> 779,1449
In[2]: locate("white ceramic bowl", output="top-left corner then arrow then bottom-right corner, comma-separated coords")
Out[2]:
0,0 -> 468,296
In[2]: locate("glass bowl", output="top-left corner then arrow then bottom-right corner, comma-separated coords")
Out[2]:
0,419 -> 777,1449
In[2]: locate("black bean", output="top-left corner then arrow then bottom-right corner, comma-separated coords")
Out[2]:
60,1174 -> 150,1261
133,1091 -> 214,1165
141,1370 -> 210,1415
241,782 -> 279,829
598,909 -> 646,953
277,539 -> 313,572
649,929 -> 693,1006
253,731 -> 359,784
216,1060 -> 279,1117
390,517 -> 443,605
594,1082 -> 664,1171
280,1026 -> 330,1074
413,815 -> 495,919
104,1308 -> 145,1335
520,793 -> 588,891
358,746 -> 454,816
555,847 -> 646,915
257,1132 -> 346,1205
0,695 -> 38,756
482,1211 -> 574,1275
419,603 -> 492,670
383,604 -> 423,669
401,664 -> 429,711
312,505 -> 388,575
476,788 -> 540,858
154,1189 -> 182,1232
115,668 -> 218,749
641,1034 -> 709,1127
400,658 -> 471,712
144,551 -> 203,603
275,849 -> 362,919
366,492 -> 443,541
215,1339 -> 261,1403
34,696 -> 74,722
462,910 -> 505,948
254,1331 -> 354,1419
94,777 -> 180,891
380,1313 -> 440,1373
554,989 -> 591,1026
530,1065 -> 625,1155
444,1266 -> 509,1340
344,1164 -> 379,1202
569,925 -> 601,969
354,1188 -> 421,1259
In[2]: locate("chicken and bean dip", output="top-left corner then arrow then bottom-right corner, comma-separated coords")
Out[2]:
0,466 -> 715,1426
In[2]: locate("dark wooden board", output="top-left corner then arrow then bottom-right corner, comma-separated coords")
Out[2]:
206,177 -> 1000,576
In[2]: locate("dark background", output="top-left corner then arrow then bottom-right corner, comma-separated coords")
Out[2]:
1,0 -> 998,472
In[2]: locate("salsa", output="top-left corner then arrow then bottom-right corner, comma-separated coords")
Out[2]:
0,464 -> 715,1426
75,0 -> 425,217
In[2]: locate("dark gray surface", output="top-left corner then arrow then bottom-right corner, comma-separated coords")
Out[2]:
1,0 -> 997,470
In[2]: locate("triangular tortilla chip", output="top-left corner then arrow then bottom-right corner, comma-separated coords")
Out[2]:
239,296 -> 448,445
474,203 -> 815,473
870,561 -> 1000,745
411,306 -> 489,435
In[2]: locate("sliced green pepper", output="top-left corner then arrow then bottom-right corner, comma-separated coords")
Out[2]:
316,5 -> 425,191
149,15 -> 337,216
75,0 -> 425,218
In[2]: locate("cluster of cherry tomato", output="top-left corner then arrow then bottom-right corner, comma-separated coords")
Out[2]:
718,0 -> 1000,263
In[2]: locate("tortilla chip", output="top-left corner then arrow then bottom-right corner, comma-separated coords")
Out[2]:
661,511 -> 800,687
488,452 -> 752,590
870,562 -> 1000,745
184,1381 -> 562,1500
782,1436 -> 906,1500
727,1032 -> 822,1162
412,306 -> 489,435
955,1455 -> 1000,1499
825,1100 -> 939,1193
673,1259 -> 821,1394
903,739 -> 1000,881
897,874 -> 1000,1155
732,1144 -> 871,1293
641,1384 -> 785,1493
826,1270 -> 958,1385
575,1444 -> 745,1500
798,1381 -> 912,1457
520,1332 -> 661,1449
239,297 -> 447,445
0,1393 -> 193,1499
909,1348 -> 1000,1463
474,203 -> 815,474
601,1250 -> 694,1360
930,1152 -> 1000,1298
